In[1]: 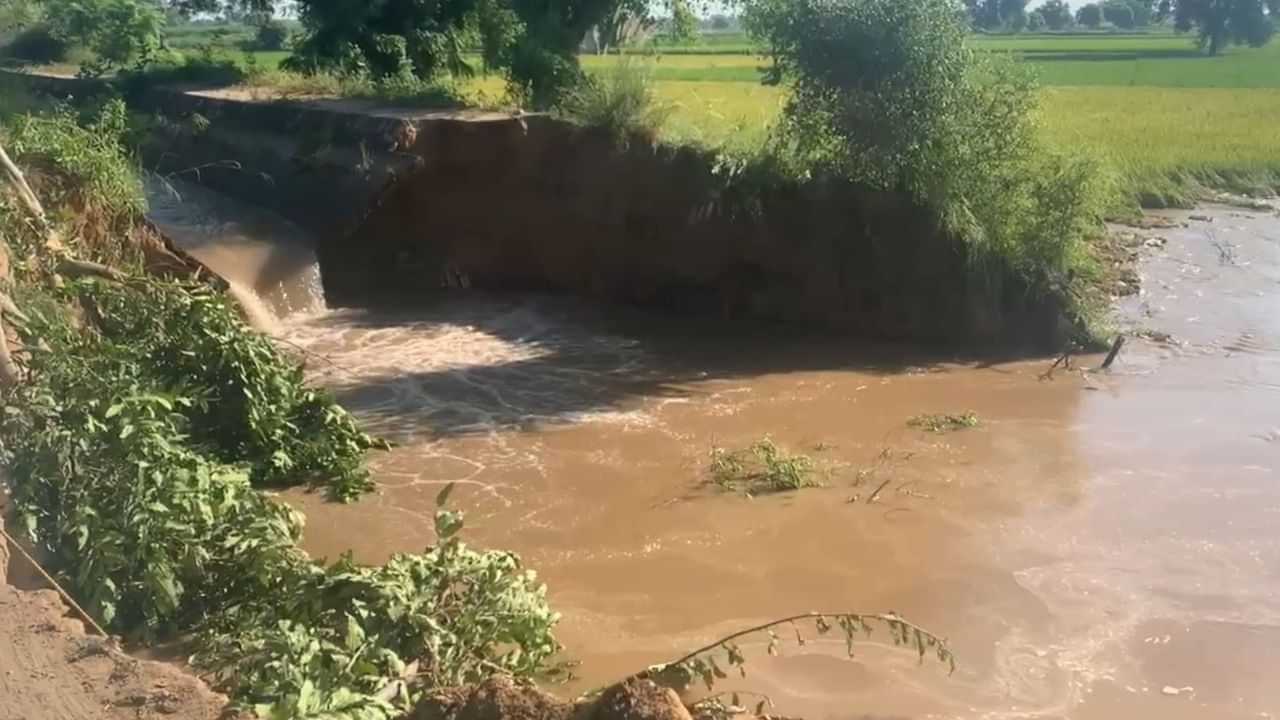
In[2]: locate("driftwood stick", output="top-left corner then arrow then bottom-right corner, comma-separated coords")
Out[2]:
0,291 -> 29,325
1101,335 -> 1125,369
0,143 -> 47,224
56,258 -> 127,282
0,315 -> 21,386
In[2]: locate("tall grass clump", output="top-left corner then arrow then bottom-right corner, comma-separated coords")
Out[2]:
744,0 -> 1109,321
561,59 -> 672,146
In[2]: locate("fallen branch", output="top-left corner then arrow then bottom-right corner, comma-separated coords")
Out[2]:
56,258 -> 127,282
0,143 -> 47,223
1101,335 -> 1125,369
0,316 -> 20,386
642,610 -> 955,697
866,476 -> 893,504
0,291 -> 30,325
1038,348 -> 1073,381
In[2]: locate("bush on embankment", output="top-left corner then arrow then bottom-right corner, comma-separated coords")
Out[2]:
0,97 -> 559,719
740,0 -> 1108,326
558,0 -> 1110,339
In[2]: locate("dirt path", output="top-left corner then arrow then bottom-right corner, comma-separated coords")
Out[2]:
1,518 -> 231,720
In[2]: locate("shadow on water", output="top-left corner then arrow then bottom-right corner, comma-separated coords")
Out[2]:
297,293 -> 1048,441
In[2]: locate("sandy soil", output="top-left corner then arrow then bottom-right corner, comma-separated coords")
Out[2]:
1,518 -> 231,720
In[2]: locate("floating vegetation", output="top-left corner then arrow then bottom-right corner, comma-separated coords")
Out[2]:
907,412 -> 979,433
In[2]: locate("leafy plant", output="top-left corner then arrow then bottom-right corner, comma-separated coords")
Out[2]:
709,438 -> 819,495
1,102 -> 561,720
907,412 -> 979,433
195,486 -> 560,718
647,612 -> 955,708
2,99 -> 144,234
85,279 -> 385,500
1,276 -> 559,717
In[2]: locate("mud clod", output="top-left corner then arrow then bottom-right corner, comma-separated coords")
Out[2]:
593,677 -> 693,720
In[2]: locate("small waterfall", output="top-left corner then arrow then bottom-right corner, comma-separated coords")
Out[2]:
224,280 -> 279,334
144,175 -> 327,325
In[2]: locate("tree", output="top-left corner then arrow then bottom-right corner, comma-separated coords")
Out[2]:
1174,0 -> 1276,54
43,0 -> 164,74
1076,3 -> 1104,27
1,0 -> 42,33
1103,0 -> 1136,27
740,0 -> 1102,291
283,0 -> 480,80
1040,0 -> 1075,28
963,0 -> 1027,29
1027,7 -> 1046,29
999,0 -> 1028,29
963,0 -> 1000,28
1128,0 -> 1156,25
667,0 -> 698,42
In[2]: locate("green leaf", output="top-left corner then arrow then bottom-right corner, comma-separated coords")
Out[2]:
435,481 -> 456,509
344,614 -> 366,652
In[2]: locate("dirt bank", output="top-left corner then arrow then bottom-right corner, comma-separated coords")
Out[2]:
2,70 -> 1072,349
0,512 -> 232,720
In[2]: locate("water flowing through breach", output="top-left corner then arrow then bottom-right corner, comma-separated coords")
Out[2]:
146,179 -> 1280,720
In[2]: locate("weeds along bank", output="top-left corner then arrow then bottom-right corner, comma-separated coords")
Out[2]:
0,93 -> 559,719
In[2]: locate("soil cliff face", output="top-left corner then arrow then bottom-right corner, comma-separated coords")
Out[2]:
5,72 -> 1067,347
339,115 -> 1064,345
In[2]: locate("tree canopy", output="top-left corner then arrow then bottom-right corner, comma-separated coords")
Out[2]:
1076,2 -> 1103,27
1040,0 -> 1075,29
1174,0 -> 1277,55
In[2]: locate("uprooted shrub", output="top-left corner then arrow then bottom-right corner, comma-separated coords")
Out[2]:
743,0 -> 1108,322
0,99 -> 560,720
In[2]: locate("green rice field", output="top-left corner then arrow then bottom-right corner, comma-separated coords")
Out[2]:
559,34 -> 1280,205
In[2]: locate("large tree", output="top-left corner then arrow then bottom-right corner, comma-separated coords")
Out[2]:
963,0 -> 1027,29
1040,0 -> 1075,28
1103,0 -> 1136,27
1174,0 -> 1277,54
1076,2 -> 1104,27
281,0 -> 480,79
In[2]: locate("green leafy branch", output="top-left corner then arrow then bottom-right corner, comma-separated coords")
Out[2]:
647,611 -> 955,703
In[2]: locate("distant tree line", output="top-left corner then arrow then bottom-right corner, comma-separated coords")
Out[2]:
3,0 -> 1277,104
962,0 -> 1276,55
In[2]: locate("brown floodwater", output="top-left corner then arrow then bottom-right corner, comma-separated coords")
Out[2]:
148,180 -> 1280,720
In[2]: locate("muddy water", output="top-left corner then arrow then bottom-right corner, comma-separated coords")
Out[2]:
144,176 -> 326,321
147,182 -> 1280,720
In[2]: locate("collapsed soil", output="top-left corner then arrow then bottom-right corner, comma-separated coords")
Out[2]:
0,514 -> 232,720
